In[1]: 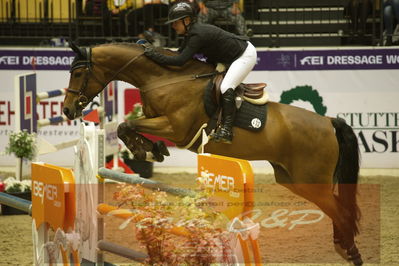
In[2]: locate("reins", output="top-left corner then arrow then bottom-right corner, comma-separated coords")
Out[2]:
101,51 -> 144,88
140,72 -> 218,93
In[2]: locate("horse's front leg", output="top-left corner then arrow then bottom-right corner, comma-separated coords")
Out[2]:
117,116 -> 173,162
128,115 -> 175,138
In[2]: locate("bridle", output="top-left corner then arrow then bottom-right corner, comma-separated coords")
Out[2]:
67,47 -> 144,108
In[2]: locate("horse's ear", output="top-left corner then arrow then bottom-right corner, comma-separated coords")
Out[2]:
69,41 -> 85,58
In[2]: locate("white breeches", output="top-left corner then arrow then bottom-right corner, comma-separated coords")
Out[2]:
220,41 -> 257,94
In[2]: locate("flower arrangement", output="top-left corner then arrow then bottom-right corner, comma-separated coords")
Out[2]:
125,102 -> 144,121
2,177 -> 31,193
112,184 -> 234,265
5,130 -> 37,160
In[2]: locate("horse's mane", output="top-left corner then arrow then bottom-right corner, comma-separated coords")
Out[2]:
96,42 -> 139,49
95,42 -> 213,72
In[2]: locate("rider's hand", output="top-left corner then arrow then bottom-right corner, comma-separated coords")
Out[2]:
139,40 -> 152,50
143,45 -> 155,56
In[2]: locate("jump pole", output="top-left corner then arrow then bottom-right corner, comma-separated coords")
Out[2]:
0,192 -> 32,215
36,88 -> 66,101
98,167 -> 195,197
36,107 -> 103,128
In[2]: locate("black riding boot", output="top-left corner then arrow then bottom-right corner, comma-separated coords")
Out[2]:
211,88 -> 236,144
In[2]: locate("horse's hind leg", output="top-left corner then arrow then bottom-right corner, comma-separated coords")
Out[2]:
333,221 -> 349,260
292,183 -> 363,265
272,164 -> 362,265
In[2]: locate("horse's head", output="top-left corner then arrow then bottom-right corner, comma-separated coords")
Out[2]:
63,42 -> 105,120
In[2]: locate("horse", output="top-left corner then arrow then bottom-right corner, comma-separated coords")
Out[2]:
63,42 -> 363,265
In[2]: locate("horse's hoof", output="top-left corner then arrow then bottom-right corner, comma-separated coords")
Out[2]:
152,152 -> 164,162
333,241 -> 349,261
352,257 -> 363,266
347,245 -> 363,266
155,141 -> 170,156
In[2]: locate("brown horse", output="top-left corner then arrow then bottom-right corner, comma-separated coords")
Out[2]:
63,42 -> 363,265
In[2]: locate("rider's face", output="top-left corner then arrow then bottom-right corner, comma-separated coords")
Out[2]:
172,18 -> 189,35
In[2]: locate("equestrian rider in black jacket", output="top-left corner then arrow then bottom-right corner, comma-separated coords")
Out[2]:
144,1 -> 257,144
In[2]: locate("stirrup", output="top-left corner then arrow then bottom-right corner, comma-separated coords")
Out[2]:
210,127 -> 233,144
209,128 -> 221,142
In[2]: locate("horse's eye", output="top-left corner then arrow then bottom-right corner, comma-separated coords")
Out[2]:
74,72 -> 82,78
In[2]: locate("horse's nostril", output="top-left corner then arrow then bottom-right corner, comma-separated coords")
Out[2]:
63,107 -> 69,116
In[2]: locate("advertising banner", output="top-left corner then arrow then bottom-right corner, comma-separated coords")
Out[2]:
0,47 -> 398,168
250,48 -> 399,168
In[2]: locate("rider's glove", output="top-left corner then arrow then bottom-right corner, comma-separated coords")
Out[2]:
141,41 -> 155,56
144,46 -> 155,56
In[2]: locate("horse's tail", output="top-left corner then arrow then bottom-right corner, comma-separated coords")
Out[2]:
331,117 -> 361,236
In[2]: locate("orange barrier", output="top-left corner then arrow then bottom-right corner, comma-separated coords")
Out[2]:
197,154 -> 262,265
31,162 -> 79,265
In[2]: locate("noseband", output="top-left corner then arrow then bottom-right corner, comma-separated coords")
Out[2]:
67,47 -> 144,107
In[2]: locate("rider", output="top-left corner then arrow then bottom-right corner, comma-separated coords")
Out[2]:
143,0 -> 257,144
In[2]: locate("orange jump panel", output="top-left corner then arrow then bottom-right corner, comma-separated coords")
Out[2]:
31,162 -> 76,231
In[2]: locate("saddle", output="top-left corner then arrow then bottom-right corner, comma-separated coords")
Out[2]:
203,71 -> 268,133
213,73 -> 269,108
186,71 -> 269,152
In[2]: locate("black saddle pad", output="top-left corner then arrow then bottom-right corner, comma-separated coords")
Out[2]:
203,80 -> 267,132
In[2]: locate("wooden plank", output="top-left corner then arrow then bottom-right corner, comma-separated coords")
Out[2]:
49,0 -> 76,22
257,0 -> 347,8
16,0 -> 44,22
0,0 -> 12,22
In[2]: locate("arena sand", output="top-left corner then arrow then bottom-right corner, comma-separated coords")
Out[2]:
0,171 -> 398,266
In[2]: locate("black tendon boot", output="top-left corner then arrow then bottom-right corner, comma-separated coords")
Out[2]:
211,88 -> 236,144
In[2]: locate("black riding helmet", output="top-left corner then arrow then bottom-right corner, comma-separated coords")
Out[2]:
165,2 -> 195,24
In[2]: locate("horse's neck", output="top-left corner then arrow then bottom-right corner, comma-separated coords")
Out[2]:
93,46 -> 146,88
94,45 -> 211,144
94,45 -> 212,92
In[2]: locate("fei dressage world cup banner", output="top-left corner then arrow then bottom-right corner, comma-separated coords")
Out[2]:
248,48 -> 399,168
0,47 -> 398,168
